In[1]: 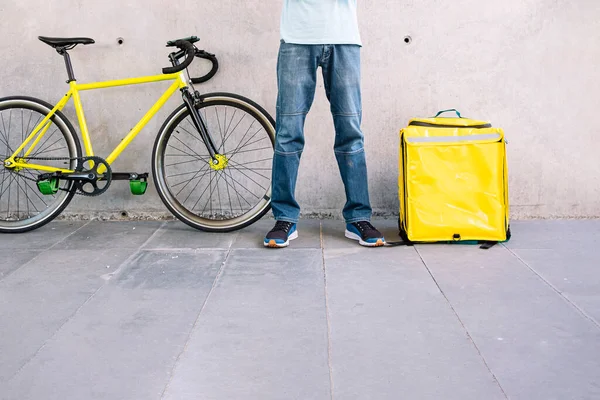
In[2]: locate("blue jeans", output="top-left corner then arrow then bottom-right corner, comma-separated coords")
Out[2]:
271,42 -> 372,224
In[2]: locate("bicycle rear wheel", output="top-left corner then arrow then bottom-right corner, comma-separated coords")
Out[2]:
153,92 -> 275,232
0,96 -> 81,233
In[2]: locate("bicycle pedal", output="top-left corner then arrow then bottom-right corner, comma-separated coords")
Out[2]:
129,173 -> 149,196
37,178 -> 59,195
130,180 -> 147,195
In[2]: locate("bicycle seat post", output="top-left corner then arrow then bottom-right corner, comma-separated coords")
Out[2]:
57,47 -> 76,83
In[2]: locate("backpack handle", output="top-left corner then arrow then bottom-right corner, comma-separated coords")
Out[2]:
434,109 -> 462,118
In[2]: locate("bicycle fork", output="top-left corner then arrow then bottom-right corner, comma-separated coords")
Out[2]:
181,89 -> 227,170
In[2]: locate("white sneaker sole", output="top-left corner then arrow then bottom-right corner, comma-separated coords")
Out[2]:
345,230 -> 386,247
264,230 -> 299,248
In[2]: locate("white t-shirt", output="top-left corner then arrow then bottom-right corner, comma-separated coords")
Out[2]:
280,0 -> 362,46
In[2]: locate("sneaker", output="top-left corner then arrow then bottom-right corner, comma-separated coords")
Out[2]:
345,221 -> 386,247
264,221 -> 298,248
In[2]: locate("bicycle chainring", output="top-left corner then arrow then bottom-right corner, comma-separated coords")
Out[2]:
74,156 -> 112,196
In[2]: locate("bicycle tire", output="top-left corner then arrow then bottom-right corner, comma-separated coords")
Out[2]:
0,96 -> 82,233
153,92 -> 275,232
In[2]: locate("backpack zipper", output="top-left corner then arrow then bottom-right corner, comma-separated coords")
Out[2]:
409,121 -> 492,129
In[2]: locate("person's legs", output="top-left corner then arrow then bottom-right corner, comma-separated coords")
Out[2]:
270,42 -> 319,223
321,44 -> 385,246
265,42 -> 319,248
321,44 -> 372,223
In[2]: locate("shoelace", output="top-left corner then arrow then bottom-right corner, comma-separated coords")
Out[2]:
354,221 -> 375,233
272,221 -> 293,233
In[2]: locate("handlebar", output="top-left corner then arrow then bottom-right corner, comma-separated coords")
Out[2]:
161,36 -> 220,84
162,39 -> 195,74
190,50 -> 219,84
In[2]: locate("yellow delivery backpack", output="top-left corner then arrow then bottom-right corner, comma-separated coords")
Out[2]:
398,109 -> 510,249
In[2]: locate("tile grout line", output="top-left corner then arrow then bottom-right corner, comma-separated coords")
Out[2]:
0,221 -> 93,284
414,246 -> 510,400
320,222 -> 335,400
503,244 -> 600,330
6,221 -> 167,382
46,220 -> 93,250
102,221 -> 168,280
159,234 -> 235,400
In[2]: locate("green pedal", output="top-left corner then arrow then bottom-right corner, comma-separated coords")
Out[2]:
37,178 -> 59,195
129,179 -> 148,195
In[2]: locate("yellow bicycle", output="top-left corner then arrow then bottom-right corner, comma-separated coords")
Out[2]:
0,35 -> 275,233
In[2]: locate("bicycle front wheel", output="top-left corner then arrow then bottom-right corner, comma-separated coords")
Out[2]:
153,92 -> 275,232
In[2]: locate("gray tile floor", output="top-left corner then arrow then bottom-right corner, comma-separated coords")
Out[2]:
0,219 -> 599,400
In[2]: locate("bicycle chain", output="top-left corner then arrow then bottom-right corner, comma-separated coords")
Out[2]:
6,156 -> 111,197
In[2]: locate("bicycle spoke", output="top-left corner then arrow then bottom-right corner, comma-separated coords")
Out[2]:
229,135 -> 269,158
22,176 -> 36,215
229,146 -> 273,157
223,168 -> 251,209
215,107 -> 225,151
216,169 -> 223,213
0,171 -> 13,200
165,154 -> 205,157
173,164 -> 211,194
222,169 -> 234,217
238,157 -> 274,167
227,163 -> 268,191
5,173 -> 13,219
167,169 -> 208,179
0,111 -> 12,153
177,121 -> 206,147
29,127 -> 59,156
25,110 -> 34,145
221,171 -> 260,200
30,131 -> 62,157
171,135 -> 209,161
17,170 -> 51,205
222,108 -> 238,153
22,166 -> 60,198
228,160 -> 271,180
27,114 -> 43,145
16,165 -> 20,216
175,173 -> 213,205
0,168 -> 8,190
227,120 -> 255,157
7,110 -> 12,156
166,158 -> 206,168
0,134 -> 11,153
209,169 -> 214,215
171,166 -> 211,189
198,169 -> 227,216
220,114 -> 246,152
229,126 -> 265,158
21,110 -> 24,156
14,176 -> 38,217
194,169 -> 216,213
167,144 -> 208,162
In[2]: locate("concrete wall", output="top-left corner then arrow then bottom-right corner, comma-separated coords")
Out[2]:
1,0 -> 599,219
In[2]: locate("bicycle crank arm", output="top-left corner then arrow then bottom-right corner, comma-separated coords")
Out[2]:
38,172 -> 106,182
110,172 -> 149,181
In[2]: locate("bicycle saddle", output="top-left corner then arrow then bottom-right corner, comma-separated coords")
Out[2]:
38,36 -> 95,48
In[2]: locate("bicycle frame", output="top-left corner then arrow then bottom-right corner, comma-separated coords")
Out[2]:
5,72 -> 188,174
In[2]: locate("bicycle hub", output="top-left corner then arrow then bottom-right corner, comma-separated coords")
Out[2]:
210,154 -> 229,171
